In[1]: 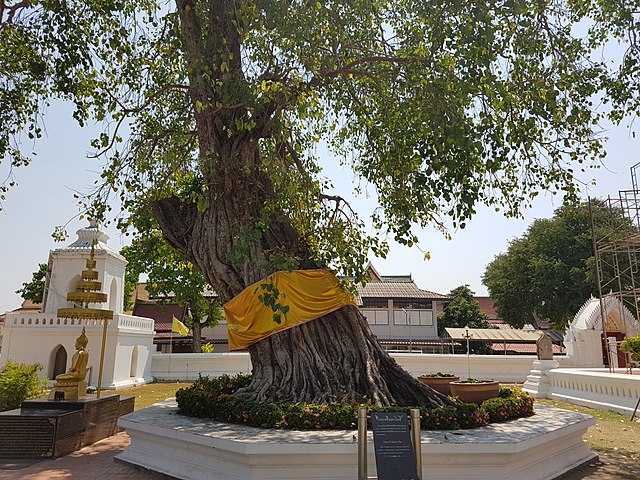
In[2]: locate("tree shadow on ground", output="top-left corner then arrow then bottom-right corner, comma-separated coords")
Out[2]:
560,451 -> 640,480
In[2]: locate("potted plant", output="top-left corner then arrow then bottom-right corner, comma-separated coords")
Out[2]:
449,378 -> 500,404
418,372 -> 460,395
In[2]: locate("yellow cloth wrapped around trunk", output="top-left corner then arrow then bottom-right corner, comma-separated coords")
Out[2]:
223,269 -> 354,351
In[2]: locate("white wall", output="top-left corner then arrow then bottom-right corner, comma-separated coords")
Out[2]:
150,352 -> 570,383
0,312 -> 154,388
44,251 -> 126,316
151,352 -> 252,380
361,306 -> 439,340
529,367 -> 640,415
111,315 -> 155,387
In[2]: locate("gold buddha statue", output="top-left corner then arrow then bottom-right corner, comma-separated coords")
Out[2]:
50,328 -> 89,401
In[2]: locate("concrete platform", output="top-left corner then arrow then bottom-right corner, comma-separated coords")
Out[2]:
117,400 -> 596,480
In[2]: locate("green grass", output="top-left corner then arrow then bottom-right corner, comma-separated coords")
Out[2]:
116,382 -> 191,410
536,398 -> 640,463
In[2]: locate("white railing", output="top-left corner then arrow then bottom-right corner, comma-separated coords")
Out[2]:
5,312 -> 154,333
150,352 -> 566,383
6,312 -> 105,330
116,314 -> 155,332
546,368 -> 640,414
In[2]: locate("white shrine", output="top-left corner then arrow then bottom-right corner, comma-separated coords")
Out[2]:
0,222 -> 155,388
564,295 -> 640,368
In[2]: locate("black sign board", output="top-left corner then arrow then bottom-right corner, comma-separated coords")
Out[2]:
371,412 -> 418,480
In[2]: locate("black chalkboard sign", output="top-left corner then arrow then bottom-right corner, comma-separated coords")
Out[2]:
371,412 -> 418,480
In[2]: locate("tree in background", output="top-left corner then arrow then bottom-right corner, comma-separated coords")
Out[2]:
122,224 -> 222,353
438,286 -> 490,335
15,263 -> 47,304
2,1 -> 640,406
483,201 -> 635,330
438,286 -> 491,354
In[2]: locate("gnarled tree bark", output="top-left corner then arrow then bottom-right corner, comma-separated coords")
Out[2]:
154,189 -> 450,408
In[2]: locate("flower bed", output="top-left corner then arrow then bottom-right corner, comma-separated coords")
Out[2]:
175,374 -> 533,431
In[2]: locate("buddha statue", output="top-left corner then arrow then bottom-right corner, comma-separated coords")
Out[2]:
50,328 -> 90,401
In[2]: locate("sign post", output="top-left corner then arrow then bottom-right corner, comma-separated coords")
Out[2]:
357,407 -> 422,480
358,407 -> 368,480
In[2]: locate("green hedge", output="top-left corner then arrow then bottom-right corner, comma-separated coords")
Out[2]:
0,362 -> 48,412
175,374 -> 533,430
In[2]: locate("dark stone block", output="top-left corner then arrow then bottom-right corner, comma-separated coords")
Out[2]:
0,394 -> 134,459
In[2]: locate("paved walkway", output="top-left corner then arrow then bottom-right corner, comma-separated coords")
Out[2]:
0,432 -> 635,479
0,433 -> 166,480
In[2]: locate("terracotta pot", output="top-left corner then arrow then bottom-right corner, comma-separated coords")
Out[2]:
449,381 -> 500,404
417,376 -> 459,395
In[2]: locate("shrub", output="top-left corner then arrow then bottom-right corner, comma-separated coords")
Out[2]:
201,343 -> 215,353
0,362 -> 48,412
176,375 -> 534,431
481,387 -> 535,422
456,378 -> 495,384
620,335 -> 640,362
419,372 -> 457,378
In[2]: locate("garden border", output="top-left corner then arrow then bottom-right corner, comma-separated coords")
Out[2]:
117,400 -> 596,480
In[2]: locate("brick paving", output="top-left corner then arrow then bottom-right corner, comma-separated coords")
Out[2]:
0,433 -> 167,480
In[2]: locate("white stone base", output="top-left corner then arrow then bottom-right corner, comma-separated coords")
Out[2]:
523,360 -> 560,398
110,375 -> 154,389
117,400 -> 596,480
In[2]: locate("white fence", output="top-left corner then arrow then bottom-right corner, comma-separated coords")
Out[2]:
151,353 -> 252,380
150,352 -> 562,383
4,312 -> 154,333
545,368 -> 640,414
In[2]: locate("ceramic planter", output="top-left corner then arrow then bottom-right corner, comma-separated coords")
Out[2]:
418,376 -> 459,395
449,381 -> 500,404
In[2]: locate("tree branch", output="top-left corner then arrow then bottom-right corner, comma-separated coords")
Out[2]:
152,196 -> 198,255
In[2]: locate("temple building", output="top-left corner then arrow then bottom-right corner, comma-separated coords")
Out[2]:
564,295 -> 640,368
0,222 -> 155,388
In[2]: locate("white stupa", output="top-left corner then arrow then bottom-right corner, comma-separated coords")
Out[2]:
0,221 -> 155,388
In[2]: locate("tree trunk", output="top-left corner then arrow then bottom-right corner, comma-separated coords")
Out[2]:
191,316 -> 202,353
154,189 -> 450,408
239,305 -> 449,407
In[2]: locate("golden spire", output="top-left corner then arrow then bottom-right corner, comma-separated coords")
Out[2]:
57,240 -> 114,320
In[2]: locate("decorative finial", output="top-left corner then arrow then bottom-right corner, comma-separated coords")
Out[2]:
57,236 -> 113,321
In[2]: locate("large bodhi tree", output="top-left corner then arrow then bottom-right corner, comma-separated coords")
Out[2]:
1,1 -> 639,406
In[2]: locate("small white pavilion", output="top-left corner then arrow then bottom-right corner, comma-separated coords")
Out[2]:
564,295 -> 640,368
0,222 -> 155,388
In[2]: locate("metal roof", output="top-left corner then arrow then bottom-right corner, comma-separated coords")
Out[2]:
489,343 -> 565,354
379,338 -> 461,347
445,327 -> 544,343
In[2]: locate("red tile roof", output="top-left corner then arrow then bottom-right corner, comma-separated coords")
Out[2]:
132,301 -> 186,332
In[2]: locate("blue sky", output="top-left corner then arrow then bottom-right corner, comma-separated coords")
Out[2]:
0,100 -> 637,313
